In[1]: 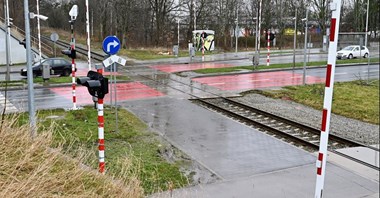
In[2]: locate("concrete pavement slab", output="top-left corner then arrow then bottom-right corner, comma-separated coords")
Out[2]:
123,97 -> 315,180
150,163 -> 379,198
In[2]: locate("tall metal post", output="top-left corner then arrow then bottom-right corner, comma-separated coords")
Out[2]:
364,0 -> 369,47
256,0 -> 262,66
36,0 -> 42,62
70,20 -> 77,110
254,16 -> 258,67
86,0 -> 91,70
24,0 -> 37,137
314,0 -> 342,197
193,0 -> 196,31
267,30 -> 270,66
293,8 -> 297,70
5,0 -> 11,81
235,8 -> 238,56
302,8 -> 309,85
177,19 -> 180,47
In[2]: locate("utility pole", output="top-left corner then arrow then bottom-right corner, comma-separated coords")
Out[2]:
24,0 -> 37,137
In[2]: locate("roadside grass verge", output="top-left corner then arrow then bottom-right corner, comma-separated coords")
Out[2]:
242,80 -> 379,124
119,48 -> 219,60
193,57 -> 379,74
0,116 -> 143,197
16,106 -> 190,195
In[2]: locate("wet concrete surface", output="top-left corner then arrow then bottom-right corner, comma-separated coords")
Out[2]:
123,97 -> 316,180
151,163 -> 379,198
1,52 -> 379,197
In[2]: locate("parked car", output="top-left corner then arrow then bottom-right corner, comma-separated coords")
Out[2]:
336,45 -> 369,59
20,58 -> 75,77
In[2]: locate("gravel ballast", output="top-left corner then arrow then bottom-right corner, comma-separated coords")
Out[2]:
233,93 -> 379,146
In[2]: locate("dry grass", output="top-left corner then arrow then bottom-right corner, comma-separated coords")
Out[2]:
0,115 -> 143,197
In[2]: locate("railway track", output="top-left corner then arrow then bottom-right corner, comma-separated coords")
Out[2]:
40,35 -> 105,62
193,97 -> 379,171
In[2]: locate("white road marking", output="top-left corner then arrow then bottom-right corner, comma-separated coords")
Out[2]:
0,92 -> 18,112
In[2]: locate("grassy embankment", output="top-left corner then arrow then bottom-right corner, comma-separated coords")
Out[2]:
1,106 -> 191,196
242,80 -> 379,124
0,115 -> 143,197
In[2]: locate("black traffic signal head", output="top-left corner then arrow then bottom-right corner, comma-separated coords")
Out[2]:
61,47 -> 76,59
77,71 -> 108,99
77,77 -> 90,85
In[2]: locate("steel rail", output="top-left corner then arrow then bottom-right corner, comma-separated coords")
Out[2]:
195,97 -> 379,171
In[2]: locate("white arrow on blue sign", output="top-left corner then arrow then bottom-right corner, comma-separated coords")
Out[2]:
102,36 -> 121,55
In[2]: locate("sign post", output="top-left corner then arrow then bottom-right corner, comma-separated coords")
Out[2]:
95,35 -> 125,173
50,33 -> 59,57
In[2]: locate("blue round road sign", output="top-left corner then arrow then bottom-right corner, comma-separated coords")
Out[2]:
102,36 -> 121,55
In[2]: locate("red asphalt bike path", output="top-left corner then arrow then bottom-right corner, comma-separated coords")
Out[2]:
50,82 -> 165,105
192,71 -> 326,90
151,63 -> 325,90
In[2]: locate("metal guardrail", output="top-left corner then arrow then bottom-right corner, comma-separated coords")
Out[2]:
0,16 -> 52,57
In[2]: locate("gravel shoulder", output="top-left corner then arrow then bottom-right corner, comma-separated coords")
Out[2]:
233,93 -> 379,146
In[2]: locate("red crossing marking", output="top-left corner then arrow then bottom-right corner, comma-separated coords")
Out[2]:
151,63 -> 234,73
192,71 -> 325,90
50,82 -> 164,105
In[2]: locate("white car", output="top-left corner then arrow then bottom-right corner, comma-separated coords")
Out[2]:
336,45 -> 369,59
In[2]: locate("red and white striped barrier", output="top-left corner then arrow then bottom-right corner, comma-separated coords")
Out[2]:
314,0 -> 342,197
97,67 -> 105,173
71,24 -> 77,110
267,30 -> 270,66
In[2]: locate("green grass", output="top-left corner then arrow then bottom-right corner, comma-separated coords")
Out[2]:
193,57 -> 379,74
119,49 -> 219,60
245,80 -> 379,124
17,107 -> 189,195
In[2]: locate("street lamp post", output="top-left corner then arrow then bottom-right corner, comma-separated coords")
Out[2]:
302,8 -> 309,85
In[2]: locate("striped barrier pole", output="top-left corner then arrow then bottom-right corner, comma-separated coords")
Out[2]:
314,0 -> 342,197
86,0 -> 91,70
97,67 -> 105,173
70,21 -> 77,110
267,30 -> 270,66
